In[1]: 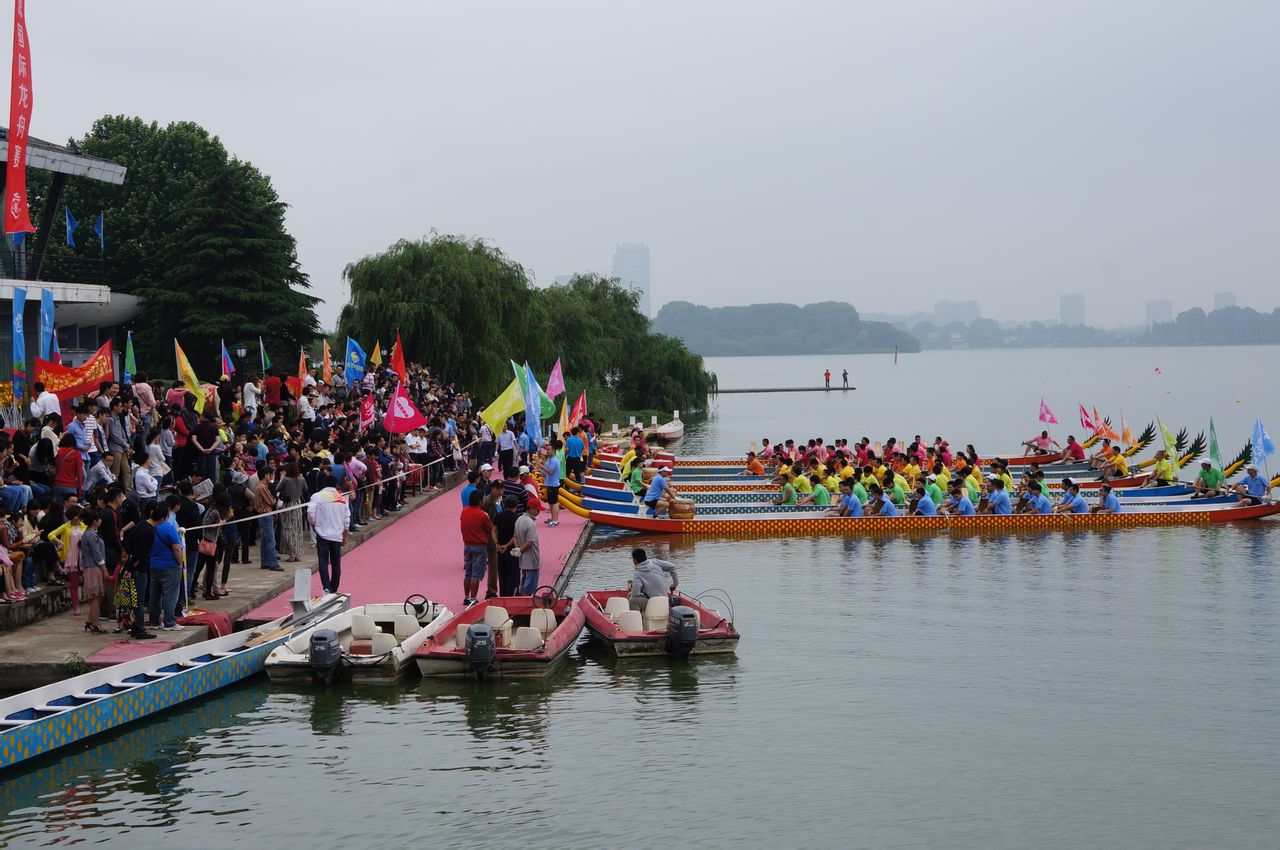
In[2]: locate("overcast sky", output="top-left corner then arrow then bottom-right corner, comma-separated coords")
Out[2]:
27,0 -> 1280,328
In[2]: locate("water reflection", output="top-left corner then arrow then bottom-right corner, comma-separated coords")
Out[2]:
414,662 -> 583,749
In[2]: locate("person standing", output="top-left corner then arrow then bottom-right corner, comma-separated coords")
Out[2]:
842,369 -> 849,389
148,502 -> 186,632
824,369 -> 831,389
459,490 -> 495,605
278,462 -> 307,562
307,487 -> 349,594
78,509 -> 108,633
122,506 -> 157,639
493,494 -> 521,596
540,443 -> 561,527
513,498 -> 542,595
497,422 -> 516,474
252,468 -> 282,570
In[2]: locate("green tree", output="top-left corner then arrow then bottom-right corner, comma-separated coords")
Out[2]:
29,116 -> 319,373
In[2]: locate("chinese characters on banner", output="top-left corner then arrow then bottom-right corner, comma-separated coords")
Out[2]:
5,0 -> 34,234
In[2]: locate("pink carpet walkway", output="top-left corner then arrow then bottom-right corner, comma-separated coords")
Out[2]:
246,489 -> 589,620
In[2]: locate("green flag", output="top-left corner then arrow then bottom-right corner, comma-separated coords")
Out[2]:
259,336 -> 271,371
510,359 -> 556,418
123,331 -> 137,377
1208,417 -> 1223,472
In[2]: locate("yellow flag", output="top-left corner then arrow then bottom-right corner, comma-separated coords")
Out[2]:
558,397 -> 570,439
369,340 -> 382,367
481,377 -> 525,434
322,339 -> 333,384
174,339 -> 205,413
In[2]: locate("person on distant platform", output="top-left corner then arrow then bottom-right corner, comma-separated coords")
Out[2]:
1234,465 -> 1272,507
1055,435 -> 1086,465
1192,460 -> 1225,498
823,369 -> 831,389
1091,483 -> 1121,514
841,369 -> 849,389
627,547 -> 678,612
1142,449 -> 1177,487
1021,430 -> 1061,456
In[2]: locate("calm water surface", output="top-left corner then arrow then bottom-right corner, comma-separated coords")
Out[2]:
2,348 -> 1278,848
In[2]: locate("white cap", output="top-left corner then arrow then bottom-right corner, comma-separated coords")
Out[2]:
518,465 -> 530,475
479,463 -> 493,472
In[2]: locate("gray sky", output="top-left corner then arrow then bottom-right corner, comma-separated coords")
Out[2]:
29,0 -> 1280,328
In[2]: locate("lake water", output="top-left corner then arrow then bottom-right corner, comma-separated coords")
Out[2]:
2,348 -> 1279,848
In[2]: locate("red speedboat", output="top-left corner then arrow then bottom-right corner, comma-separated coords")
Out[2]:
581,589 -> 740,659
415,591 -> 584,679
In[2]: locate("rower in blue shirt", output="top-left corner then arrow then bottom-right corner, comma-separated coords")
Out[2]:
1055,483 -> 1089,514
912,486 -> 937,516
1030,482 -> 1054,515
984,479 -> 1013,515
1235,465 -> 1272,506
946,484 -> 976,516
1092,483 -> 1122,514
868,484 -> 897,516
828,480 -> 863,517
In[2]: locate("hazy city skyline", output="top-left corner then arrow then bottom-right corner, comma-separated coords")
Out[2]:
23,1 -> 1280,328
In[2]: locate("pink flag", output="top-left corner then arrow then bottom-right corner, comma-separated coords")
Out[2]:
545,358 -> 564,398
1078,403 -> 1097,433
359,393 -> 376,430
383,383 -> 427,434
1038,398 -> 1059,424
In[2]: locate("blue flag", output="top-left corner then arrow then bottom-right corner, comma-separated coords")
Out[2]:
522,361 -> 544,449
65,207 -> 77,247
93,212 -> 104,255
11,287 -> 26,397
38,288 -> 54,360
344,337 -> 367,385
1252,418 -> 1275,471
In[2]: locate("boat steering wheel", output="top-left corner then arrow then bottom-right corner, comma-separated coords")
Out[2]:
403,593 -> 431,620
531,586 -> 559,610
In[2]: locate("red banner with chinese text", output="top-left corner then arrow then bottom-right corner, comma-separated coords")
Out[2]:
5,0 -> 34,234
33,340 -> 113,401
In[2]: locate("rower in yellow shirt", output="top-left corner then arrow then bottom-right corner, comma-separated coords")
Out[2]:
901,460 -> 921,481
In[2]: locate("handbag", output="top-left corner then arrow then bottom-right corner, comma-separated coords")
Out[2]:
198,539 -> 218,557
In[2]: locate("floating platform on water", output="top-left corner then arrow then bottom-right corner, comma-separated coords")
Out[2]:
716,386 -> 855,394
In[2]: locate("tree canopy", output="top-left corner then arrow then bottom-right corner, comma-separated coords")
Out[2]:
653,300 -> 920,356
30,116 -> 320,373
338,235 -> 715,413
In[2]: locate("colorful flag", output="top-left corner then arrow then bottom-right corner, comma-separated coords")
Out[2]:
286,348 -> 306,398
1120,410 -> 1133,446
33,340 -> 112,401
510,358 -> 557,418
321,339 -> 333,384
558,397 -> 570,438
50,325 -> 60,365
1093,408 -> 1119,441
4,0 -> 36,235
1157,417 -> 1178,461
1038,398 -> 1059,425
11,286 -> 25,395
481,377 -> 525,434
220,339 -> 235,377
383,382 -> 427,433
1208,417 -> 1222,473
124,331 -> 137,384
258,336 -> 271,371
93,212 -> 104,255
344,337 -> 366,385
64,207 -> 76,247
546,358 -> 565,398
568,390 -> 587,429
1252,418 -> 1275,471
369,339 -> 382,367
175,340 -> 205,413
522,361 -> 545,448
390,332 -> 407,382
38,288 -> 53,359
1078,404 -> 1097,433
359,393 -> 376,429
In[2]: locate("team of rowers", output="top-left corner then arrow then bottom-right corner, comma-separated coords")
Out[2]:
614,432 -> 1272,518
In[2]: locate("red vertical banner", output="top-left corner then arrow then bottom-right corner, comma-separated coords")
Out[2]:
5,0 -> 34,234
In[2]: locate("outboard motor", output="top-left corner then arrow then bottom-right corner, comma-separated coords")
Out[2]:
465,623 -> 496,680
308,629 -> 341,685
665,605 -> 699,660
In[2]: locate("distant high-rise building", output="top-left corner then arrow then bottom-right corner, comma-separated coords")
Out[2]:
611,243 -> 650,317
553,274 -> 575,286
1060,293 -> 1086,327
1213,291 -> 1237,311
933,299 -> 980,325
1145,299 -> 1173,328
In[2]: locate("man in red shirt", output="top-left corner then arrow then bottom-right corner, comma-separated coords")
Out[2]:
459,489 -> 495,605
262,370 -> 282,408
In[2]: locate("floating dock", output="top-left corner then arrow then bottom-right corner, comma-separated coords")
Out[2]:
716,386 -> 855,394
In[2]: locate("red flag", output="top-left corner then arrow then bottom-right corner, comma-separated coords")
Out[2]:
5,0 -> 35,234
568,390 -> 587,429
1078,403 -> 1097,433
359,393 -> 375,430
286,348 -> 306,398
33,340 -> 112,401
390,332 -> 407,383
382,382 -> 427,433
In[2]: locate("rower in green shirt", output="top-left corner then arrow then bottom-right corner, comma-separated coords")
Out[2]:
1192,460 -> 1224,498
798,475 -> 830,506
773,477 -> 797,506
851,480 -> 869,505
924,476 -> 945,506
629,462 -> 647,497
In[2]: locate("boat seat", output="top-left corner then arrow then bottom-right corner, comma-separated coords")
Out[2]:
370,633 -> 398,655
483,605 -> 513,646
350,613 -> 379,641
513,626 -> 544,650
455,623 -> 470,648
643,596 -> 670,631
529,608 -> 556,636
615,610 -> 644,633
392,615 -> 421,640
604,597 -> 630,621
